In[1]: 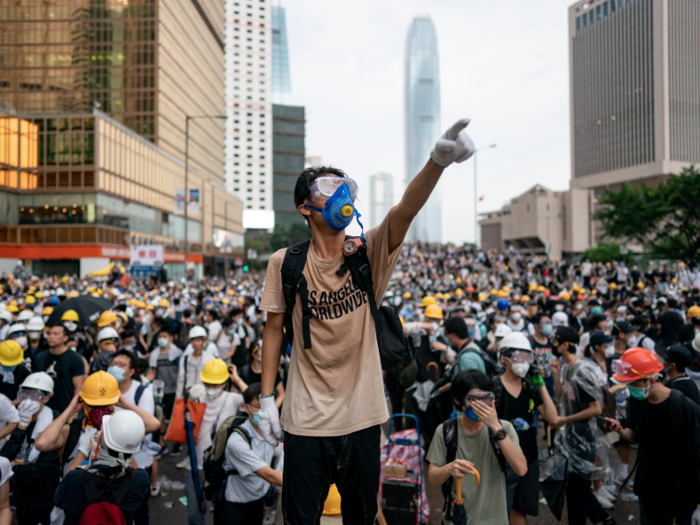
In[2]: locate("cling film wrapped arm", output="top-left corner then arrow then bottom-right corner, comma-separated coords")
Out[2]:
554,360 -> 610,479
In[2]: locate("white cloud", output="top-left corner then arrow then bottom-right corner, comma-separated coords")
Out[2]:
284,0 -> 572,243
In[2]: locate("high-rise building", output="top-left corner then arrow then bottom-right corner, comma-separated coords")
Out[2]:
272,104 -> 305,225
0,0 -> 244,276
271,5 -> 292,105
224,0 -> 273,229
369,173 -> 393,229
405,16 -> 441,243
569,0 -> 699,193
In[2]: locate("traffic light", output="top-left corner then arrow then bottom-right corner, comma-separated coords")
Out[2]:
243,265 -> 249,272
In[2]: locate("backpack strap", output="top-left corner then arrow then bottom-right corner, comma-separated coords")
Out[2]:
224,426 -> 253,477
345,247 -> 379,319
440,418 -> 459,520
669,388 -> 686,427
493,376 -> 506,415
134,384 -> 147,407
281,241 -> 311,350
112,473 -> 136,507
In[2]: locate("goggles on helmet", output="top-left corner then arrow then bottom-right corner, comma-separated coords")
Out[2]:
18,388 -> 46,402
611,358 -> 646,378
464,391 -> 495,406
507,351 -> 535,364
10,331 -> 27,339
309,176 -> 358,202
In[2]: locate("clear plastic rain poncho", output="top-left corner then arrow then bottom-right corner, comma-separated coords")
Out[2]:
554,358 -> 610,479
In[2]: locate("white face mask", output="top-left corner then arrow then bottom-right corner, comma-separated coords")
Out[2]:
64,321 -> 78,332
555,305 -> 565,312
510,313 -> 522,322
205,387 -> 223,400
14,336 -> 28,348
605,344 -> 616,358
28,332 -> 41,340
157,338 -> 169,348
510,361 -> 530,378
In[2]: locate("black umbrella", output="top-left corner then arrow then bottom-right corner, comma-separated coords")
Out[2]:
46,295 -> 114,327
539,427 -> 569,523
452,476 -> 468,525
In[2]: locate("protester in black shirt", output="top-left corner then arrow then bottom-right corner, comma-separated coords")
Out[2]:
657,345 -> 700,406
606,347 -> 700,525
660,298 -> 684,346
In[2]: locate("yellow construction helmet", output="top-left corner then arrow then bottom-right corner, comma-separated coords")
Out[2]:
158,298 -> 169,308
537,285 -> 546,293
456,278 -> 462,284
6,305 -> 18,313
424,304 -> 444,320
502,286 -> 510,293
128,298 -> 137,306
637,282 -> 645,290
136,301 -> 146,309
572,285 -> 580,293
455,289 -> 464,296
35,291 -> 44,299
529,283 -> 537,291
61,310 -> 80,322
42,306 -> 54,316
489,289 -> 498,296
498,290 -> 509,298
0,340 -> 24,367
403,292 -> 411,299
478,292 -> 488,302
145,304 -> 155,311
80,371 -> 120,406
200,359 -> 230,385
420,296 -> 437,308
609,282 -> 617,290
24,296 -> 35,305
688,306 -> 700,319
559,292 -> 571,301
96,310 -> 118,328
435,293 -> 445,300
323,484 -> 342,516
521,294 -> 531,303
227,289 -> 235,296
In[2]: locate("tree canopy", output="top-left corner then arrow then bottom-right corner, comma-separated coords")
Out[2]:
595,166 -> 700,267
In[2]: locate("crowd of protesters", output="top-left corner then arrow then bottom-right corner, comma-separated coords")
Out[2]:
0,244 -> 699,524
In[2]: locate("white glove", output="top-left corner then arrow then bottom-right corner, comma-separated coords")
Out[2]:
258,395 -> 283,447
692,506 -> 700,525
430,118 -> 476,168
18,399 -> 41,428
188,384 -> 205,402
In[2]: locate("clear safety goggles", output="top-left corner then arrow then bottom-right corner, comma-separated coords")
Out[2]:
507,351 -> 535,364
464,391 -> 495,406
611,359 -> 645,378
17,388 -> 45,402
310,176 -> 358,201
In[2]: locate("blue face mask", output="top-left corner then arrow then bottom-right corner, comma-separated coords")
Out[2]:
2,365 -> 17,373
304,184 -> 366,241
252,412 -> 260,426
465,406 -> 481,421
542,324 -> 554,336
108,366 -> 125,383
467,327 -> 476,340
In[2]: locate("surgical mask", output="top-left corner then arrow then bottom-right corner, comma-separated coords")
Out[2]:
156,308 -> 166,316
555,305 -> 565,312
591,307 -> 602,315
303,182 -> 366,240
604,344 -> 616,358
510,313 -> 522,322
467,327 -> 476,340
252,412 -> 260,426
510,362 -> 530,378
14,336 -> 27,348
122,341 -> 136,351
28,331 -> 41,340
205,387 -> 222,400
157,338 -> 169,348
107,366 -> 125,383
227,326 -> 236,335
628,384 -> 650,400
138,309 -> 145,316
541,324 -> 554,336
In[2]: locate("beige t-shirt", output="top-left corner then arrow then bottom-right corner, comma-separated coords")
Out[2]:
260,216 -> 401,436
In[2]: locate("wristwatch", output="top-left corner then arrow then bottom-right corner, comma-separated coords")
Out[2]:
493,428 -> 508,441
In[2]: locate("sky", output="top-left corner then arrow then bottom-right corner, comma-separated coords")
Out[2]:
282,0 -> 573,244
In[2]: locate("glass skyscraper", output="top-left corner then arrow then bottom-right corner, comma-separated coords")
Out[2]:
405,16 -> 441,243
271,5 -> 292,104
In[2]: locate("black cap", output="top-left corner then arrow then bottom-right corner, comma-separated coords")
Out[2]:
612,320 -> 635,336
589,331 -> 614,346
656,345 -> 693,368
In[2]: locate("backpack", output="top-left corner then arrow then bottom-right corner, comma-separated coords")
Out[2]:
596,387 -> 617,433
454,344 -> 501,378
202,416 -> 251,504
440,417 -> 506,520
78,470 -> 136,525
280,239 -> 410,372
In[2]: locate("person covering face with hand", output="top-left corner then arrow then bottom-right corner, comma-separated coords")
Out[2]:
259,118 -> 475,525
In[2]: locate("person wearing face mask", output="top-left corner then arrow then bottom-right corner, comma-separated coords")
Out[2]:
0,339 -> 31,400
213,316 -> 240,365
607,320 -> 637,373
441,316 -> 488,378
25,316 -> 47,367
605,348 -> 700,525
527,314 -> 555,397
239,346 -> 283,409
656,344 -> 700,406
147,327 -> 182,427
426,369 -> 527,524
548,327 -> 616,525
506,307 -> 526,333
110,350 -> 157,524
584,331 -> 616,377
185,359 -> 243,525
89,326 -> 121,374
493,333 -> 558,525
216,383 -> 284,525
6,323 -> 29,357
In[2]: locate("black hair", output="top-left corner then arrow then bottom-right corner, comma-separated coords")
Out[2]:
112,349 -> 141,381
450,370 -> 495,411
668,298 -> 678,309
531,313 -> 549,325
243,382 -> 262,405
443,316 -> 469,339
183,309 -> 192,319
120,330 -> 135,340
222,316 -> 234,328
157,325 -> 174,337
50,323 -> 68,336
587,314 -> 607,329
554,325 -> 580,349
207,310 -> 219,321
293,166 -> 348,209
152,316 -> 164,328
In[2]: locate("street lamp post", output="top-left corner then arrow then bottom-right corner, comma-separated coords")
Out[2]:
183,114 -> 227,279
474,144 -> 497,249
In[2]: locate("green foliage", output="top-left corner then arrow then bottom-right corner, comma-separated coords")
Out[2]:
581,243 -> 622,263
596,166 -> 700,267
269,223 -> 311,252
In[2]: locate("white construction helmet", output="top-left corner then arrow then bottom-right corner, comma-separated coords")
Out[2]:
189,325 -> 207,339
0,311 -> 12,324
101,410 -> 145,454
26,317 -> 45,332
7,323 -> 27,337
552,312 -> 569,327
97,327 -> 119,344
17,310 -> 34,323
494,324 -> 514,338
20,372 -> 54,395
498,331 -> 533,352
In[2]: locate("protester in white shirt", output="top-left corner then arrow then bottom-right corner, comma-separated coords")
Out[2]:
176,329 -> 216,399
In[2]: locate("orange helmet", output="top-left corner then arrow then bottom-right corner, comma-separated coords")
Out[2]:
612,347 -> 663,383
466,286 -> 475,293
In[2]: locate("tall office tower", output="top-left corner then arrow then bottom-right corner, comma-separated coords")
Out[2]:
405,16 -> 441,243
271,4 -> 292,104
369,172 -> 394,229
224,0 -> 273,228
569,0 -> 700,195
0,0 -> 226,182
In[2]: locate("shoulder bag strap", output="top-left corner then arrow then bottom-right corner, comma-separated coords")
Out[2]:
281,241 -> 311,350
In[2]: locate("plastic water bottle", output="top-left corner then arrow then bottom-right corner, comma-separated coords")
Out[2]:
14,441 -> 29,465
512,418 -> 530,432
144,441 -> 162,456
616,387 -> 630,409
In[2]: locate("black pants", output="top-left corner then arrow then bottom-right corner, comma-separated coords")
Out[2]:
639,499 -> 692,525
282,425 -> 381,525
16,507 -> 52,525
565,471 -> 609,525
214,497 -> 264,525
133,465 -> 153,525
